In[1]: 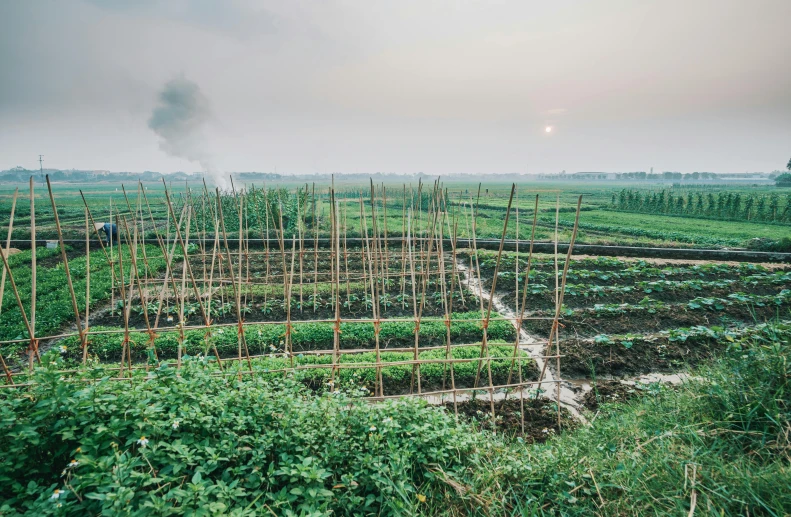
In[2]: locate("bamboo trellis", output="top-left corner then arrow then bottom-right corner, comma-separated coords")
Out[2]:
0,176 -> 582,433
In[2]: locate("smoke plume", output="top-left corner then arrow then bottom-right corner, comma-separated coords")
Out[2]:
148,77 -> 229,188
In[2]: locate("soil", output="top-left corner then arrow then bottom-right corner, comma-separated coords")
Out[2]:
446,398 -> 575,443
581,380 -> 645,411
558,333 -> 721,378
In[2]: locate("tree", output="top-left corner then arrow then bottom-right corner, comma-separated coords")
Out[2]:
787,157 -> 791,171
776,173 -> 791,187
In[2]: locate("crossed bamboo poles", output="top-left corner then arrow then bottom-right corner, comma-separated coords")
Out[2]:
0,177 -> 581,433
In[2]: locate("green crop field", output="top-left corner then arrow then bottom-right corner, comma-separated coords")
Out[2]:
0,177 -> 789,515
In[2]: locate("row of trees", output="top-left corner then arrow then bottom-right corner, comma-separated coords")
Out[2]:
612,189 -> 791,223
616,171 -> 720,181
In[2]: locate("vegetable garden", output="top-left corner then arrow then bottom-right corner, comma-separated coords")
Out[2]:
1,176 -> 790,515
0,178 -> 585,438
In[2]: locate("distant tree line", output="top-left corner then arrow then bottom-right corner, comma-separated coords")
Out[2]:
611,189 -> 791,223
615,171 -> 720,181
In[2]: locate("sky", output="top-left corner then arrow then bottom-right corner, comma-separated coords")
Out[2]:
1,0 -> 790,176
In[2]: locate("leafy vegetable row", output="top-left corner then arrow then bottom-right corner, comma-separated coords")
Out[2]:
0,245 -> 167,347
57,311 -> 518,362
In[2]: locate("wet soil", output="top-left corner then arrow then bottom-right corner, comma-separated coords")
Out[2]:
581,380 -> 651,411
559,333 -> 722,378
447,398 -> 576,443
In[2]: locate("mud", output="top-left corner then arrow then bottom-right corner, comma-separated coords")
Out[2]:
446,398 -> 575,442
582,381 -> 647,411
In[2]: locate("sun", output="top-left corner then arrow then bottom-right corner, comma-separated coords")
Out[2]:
545,126 -> 553,133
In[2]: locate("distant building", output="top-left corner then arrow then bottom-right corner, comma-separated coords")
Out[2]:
573,172 -> 616,180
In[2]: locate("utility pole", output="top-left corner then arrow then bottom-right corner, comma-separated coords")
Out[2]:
39,155 -> 44,186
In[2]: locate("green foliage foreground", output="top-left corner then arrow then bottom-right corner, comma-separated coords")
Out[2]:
1,325 -> 790,516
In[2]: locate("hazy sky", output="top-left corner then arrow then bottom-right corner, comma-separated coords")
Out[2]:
1,0 -> 789,175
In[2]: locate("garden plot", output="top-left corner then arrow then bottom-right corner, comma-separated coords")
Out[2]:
467,250 -> 791,379
33,245 -> 542,404
0,181 -> 579,439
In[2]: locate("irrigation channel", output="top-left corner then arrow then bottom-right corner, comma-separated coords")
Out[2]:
453,258 -> 585,421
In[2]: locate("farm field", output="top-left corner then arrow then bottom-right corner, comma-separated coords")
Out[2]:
468,251 -> 791,378
0,178 -> 789,515
1,179 -> 790,249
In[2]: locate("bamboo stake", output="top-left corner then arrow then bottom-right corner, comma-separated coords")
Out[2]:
0,188 -> 19,318
298,187 -> 304,313
312,183 -> 318,312
368,181 -> 384,397
0,233 -> 36,372
177,208 -> 192,368
286,236 -> 297,369
264,192 -> 271,310
84,208 -> 91,363
343,202 -> 350,299
214,188 -> 253,375
382,183 -> 390,281
407,209 -> 420,393
45,177 -> 87,357
161,179 -> 210,326
331,188 -> 341,383
533,196 -> 582,415
413,206 -> 440,394
110,197 -> 115,313
0,352 -> 12,385
151,206 -> 186,330
437,209 -> 457,414
475,183 -> 515,430
400,185 -> 407,308
116,215 -> 130,376
507,194 -> 539,435
30,178 -> 36,340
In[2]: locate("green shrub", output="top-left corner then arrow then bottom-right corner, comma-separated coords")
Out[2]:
0,361 -> 483,515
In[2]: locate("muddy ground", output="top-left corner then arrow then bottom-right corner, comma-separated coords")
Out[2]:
446,398 -> 575,443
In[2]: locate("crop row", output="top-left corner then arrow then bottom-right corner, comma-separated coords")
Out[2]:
58,311 -> 517,362
560,320 -> 791,377
0,245 -> 168,352
518,289 -> 791,339
515,276 -> 784,302
474,254 -> 771,280
541,217 -> 742,247
575,290 -> 790,316
60,344 -> 535,397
